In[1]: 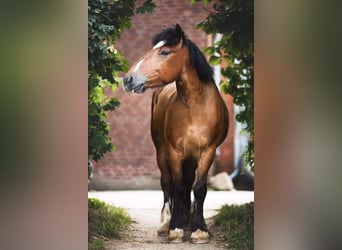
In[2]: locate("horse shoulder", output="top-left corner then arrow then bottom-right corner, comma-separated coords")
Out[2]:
151,84 -> 177,140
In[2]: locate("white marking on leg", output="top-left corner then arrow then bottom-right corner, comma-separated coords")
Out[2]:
132,58 -> 144,72
169,228 -> 184,243
161,202 -> 171,223
153,40 -> 166,49
158,202 -> 171,236
191,229 -> 210,244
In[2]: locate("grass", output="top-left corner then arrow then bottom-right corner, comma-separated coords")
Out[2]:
214,202 -> 254,250
88,198 -> 131,250
88,239 -> 106,250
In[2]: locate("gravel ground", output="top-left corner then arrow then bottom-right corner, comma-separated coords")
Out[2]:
88,190 -> 254,249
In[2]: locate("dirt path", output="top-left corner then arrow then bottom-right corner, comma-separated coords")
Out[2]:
88,191 -> 254,249
105,209 -> 226,250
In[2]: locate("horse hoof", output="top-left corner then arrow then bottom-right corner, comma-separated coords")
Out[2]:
157,223 -> 169,236
168,228 -> 184,243
157,229 -> 168,236
190,229 -> 210,244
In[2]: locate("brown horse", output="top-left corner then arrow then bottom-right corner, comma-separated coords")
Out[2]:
123,24 -> 228,244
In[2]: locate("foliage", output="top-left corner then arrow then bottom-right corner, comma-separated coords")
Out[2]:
197,0 -> 254,170
88,0 -> 155,162
88,238 -> 105,250
214,202 -> 254,249
88,198 -> 131,245
136,0 -> 156,14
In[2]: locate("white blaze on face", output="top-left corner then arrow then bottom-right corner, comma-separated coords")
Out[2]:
132,58 -> 144,72
153,40 -> 166,49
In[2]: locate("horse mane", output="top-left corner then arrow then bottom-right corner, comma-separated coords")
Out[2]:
152,26 -> 215,84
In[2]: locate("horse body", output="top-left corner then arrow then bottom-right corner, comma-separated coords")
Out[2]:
123,24 -> 228,243
152,81 -> 227,164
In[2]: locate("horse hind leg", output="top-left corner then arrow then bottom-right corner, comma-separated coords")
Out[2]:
158,197 -> 171,236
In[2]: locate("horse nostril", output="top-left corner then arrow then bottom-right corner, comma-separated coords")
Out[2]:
124,75 -> 133,85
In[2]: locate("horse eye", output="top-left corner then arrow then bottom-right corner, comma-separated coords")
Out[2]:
159,50 -> 170,56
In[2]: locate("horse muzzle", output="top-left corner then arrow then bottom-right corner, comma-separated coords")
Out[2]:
123,73 -> 147,94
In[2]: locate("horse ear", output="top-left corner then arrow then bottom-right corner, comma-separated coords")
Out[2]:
175,24 -> 183,44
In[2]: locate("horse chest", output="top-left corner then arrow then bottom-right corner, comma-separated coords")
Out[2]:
166,120 -> 214,157
152,83 -> 227,158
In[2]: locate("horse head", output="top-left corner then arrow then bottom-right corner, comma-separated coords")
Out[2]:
123,24 -> 187,93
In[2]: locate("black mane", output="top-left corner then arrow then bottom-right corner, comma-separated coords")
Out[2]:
152,26 -> 215,84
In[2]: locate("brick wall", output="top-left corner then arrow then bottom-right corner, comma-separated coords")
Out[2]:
89,0 -> 235,190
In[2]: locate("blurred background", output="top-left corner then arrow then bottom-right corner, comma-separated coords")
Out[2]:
0,0 -> 341,249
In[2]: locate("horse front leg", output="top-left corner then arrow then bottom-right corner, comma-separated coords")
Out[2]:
156,152 -> 171,236
169,177 -> 185,243
182,159 -> 196,229
190,148 -> 216,244
158,174 -> 171,236
168,150 -> 185,243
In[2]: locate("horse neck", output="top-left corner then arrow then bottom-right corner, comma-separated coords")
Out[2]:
175,67 -> 211,105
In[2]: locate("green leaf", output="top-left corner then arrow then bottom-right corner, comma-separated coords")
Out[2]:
209,55 -> 221,65
202,46 -> 216,55
136,0 -> 156,14
111,83 -> 118,92
103,98 -> 120,111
